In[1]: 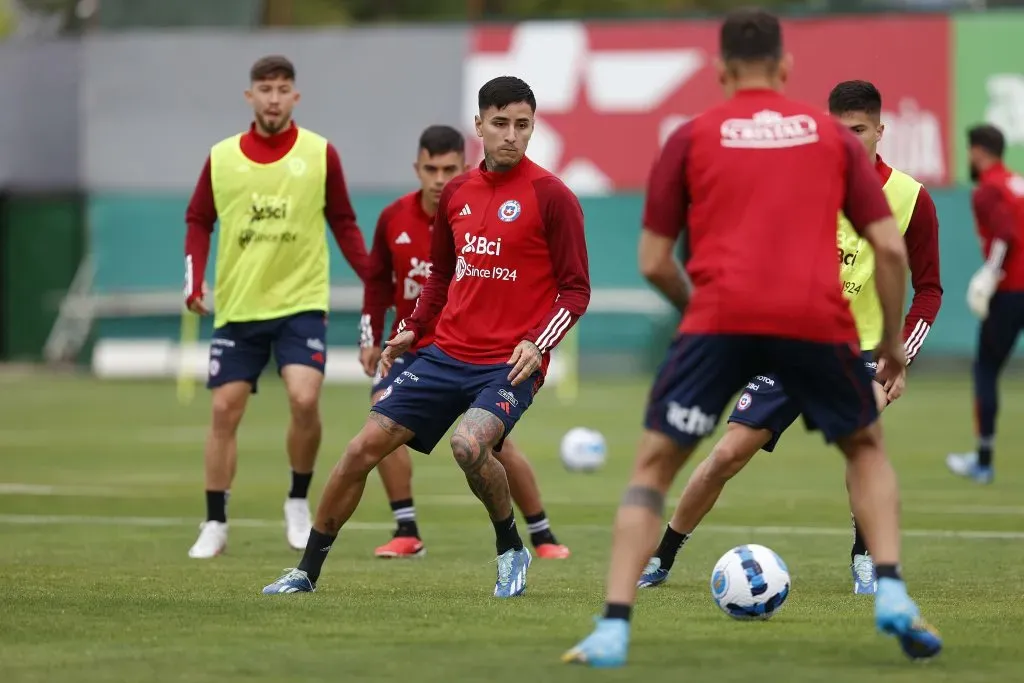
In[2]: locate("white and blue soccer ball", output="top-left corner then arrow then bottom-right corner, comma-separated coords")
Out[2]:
710,543 -> 791,620
559,427 -> 607,472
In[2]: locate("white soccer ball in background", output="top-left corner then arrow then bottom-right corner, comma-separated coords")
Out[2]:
559,427 -> 607,472
710,543 -> 791,620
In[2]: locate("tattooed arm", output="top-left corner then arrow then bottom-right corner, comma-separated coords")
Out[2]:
450,408 -> 512,521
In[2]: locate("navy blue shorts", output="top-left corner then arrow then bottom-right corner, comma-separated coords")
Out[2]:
726,351 -> 877,452
370,344 -> 543,455
207,310 -> 327,393
370,350 -> 419,398
976,291 -> 1024,370
644,334 -> 878,449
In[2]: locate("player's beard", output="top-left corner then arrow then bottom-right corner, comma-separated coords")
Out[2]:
256,112 -> 290,136
969,162 -> 980,182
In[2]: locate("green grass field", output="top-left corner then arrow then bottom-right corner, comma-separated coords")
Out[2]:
1,372 -> 1022,682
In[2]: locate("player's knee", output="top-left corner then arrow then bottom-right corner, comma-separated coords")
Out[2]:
342,433 -> 386,474
450,431 -> 486,473
288,389 -> 320,422
837,422 -> 884,461
706,440 -> 755,480
210,392 -> 246,434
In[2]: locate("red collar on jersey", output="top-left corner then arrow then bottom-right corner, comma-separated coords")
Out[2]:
979,162 -> 1009,183
245,121 -> 298,149
478,155 -> 533,184
875,155 -> 893,184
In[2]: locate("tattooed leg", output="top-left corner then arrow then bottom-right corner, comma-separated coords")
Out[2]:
450,408 -> 512,521
313,412 -> 414,535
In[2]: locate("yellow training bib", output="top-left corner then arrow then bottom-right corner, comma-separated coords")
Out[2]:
836,167 -> 921,350
209,127 -> 329,328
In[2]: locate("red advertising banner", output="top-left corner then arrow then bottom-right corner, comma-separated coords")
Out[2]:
466,17 -> 951,193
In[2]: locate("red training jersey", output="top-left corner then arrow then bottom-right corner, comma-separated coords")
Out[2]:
401,157 -> 591,372
644,89 -> 893,344
360,191 -> 437,350
874,157 -> 943,362
972,163 -> 1024,292
184,122 -> 369,305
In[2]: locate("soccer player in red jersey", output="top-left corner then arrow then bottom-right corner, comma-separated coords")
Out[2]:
359,124 -> 570,560
183,56 -> 369,559
263,76 -> 590,598
636,80 -> 943,596
948,123 -> 1024,483
564,10 -> 940,667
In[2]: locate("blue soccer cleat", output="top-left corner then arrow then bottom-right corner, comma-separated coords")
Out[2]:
637,557 -> 670,588
493,547 -> 531,598
262,568 -> 316,595
851,554 -> 877,595
875,577 -> 942,660
946,452 -> 994,484
562,617 -> 630,668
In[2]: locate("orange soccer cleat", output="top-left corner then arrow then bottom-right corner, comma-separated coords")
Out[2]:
535,543 -> 571,559
374,536 -> 426,558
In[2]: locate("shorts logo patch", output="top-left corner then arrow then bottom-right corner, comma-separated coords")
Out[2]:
737,392 -> 753,411
378,385 -> 394,402
306,338 -> 325,352
497,388 -> 519,407
666,402 -> 716,436
209,359 -> 220,377
311,351 -> 325,365
496,401 -> 511,415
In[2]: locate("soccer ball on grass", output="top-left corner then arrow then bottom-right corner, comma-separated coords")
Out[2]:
559,427 -> 607,472
710,543 -> 790,620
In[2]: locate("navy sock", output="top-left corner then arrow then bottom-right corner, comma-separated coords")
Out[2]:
289,471 -> 313,499
493,513 -> 524,554
655,525 -> 690,571
875,564 -> 902,581
973,357 -> 999,468
604,603 -> 632,621
851,516 -> 868,560
525,510 -> 557,546
389,498 -> 420,538
297,528 -> 336,584
205,490 -> 227,523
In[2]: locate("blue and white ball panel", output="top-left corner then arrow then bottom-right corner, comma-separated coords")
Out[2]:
710,543 -> 791,621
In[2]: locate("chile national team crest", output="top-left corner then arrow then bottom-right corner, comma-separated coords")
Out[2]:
498,199 -> 521,222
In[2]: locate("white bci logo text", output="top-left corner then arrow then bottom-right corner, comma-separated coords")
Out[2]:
666,402 -> 716,436
462,232 -> 502,256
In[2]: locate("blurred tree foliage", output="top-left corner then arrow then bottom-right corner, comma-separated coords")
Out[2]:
266,0 -> 822,25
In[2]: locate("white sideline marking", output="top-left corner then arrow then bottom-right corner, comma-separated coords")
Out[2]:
0,513 -> 1020,540
4,484 -> 1024,518
0,514 -> 392,531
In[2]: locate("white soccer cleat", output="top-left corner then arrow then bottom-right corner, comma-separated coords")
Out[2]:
188,520 -> 228,559
284,498 -> 312,551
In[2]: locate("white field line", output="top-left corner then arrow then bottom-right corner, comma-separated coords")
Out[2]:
0,513 -> 1022,540
3,484 -> 1024,518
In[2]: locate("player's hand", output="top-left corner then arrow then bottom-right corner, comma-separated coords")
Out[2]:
874,339 -> 906,392
359,346 -> 382,378
967,265 -> 1001,320
186,280 -> 210,315
874,357 -> 907,408
506,340 -> 542,386
381,330 -> 415,377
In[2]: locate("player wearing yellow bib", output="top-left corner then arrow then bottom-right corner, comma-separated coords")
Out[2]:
636,80 -> 943,595
182,56 -> 369,559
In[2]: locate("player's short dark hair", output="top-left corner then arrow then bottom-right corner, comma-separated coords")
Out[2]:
250,55 -> 295,82
477,76 -> 537,113
828,80 -> 882,118
719,7 -> 783,64
418,125 -> 465,157
967,123 -> 1006,158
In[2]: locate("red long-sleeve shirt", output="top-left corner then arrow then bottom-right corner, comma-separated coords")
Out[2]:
972,163 -> 1024,292
875,158 -> 943,362
184,122 -> 368,305
359,191 -> 436,349
400,157 -> 591,372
